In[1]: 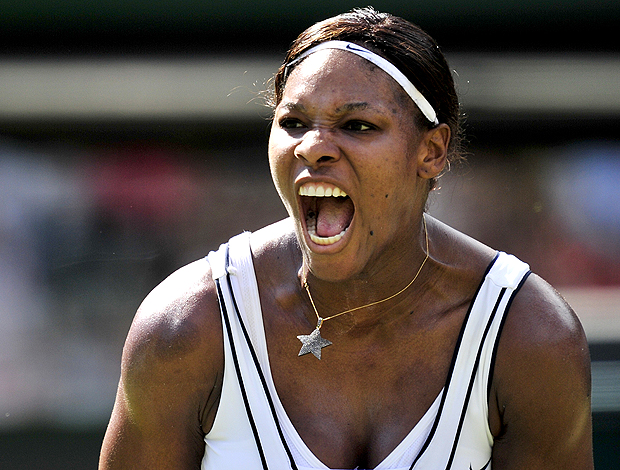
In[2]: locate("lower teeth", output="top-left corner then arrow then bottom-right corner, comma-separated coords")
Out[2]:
307,220 -> 346,245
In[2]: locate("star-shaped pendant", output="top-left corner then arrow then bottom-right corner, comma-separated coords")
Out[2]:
297,328 -> 332,360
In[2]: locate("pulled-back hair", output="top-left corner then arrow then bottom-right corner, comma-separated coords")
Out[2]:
272,7 -> 464,174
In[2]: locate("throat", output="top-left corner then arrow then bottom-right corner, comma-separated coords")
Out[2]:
309,196 -> 354,238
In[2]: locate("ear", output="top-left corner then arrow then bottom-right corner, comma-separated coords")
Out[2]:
416,124 -> 450,180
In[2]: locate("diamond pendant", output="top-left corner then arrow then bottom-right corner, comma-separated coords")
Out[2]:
297,318 -> 332,360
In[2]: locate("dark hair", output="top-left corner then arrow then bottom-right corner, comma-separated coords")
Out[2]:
272,7 -> 464,175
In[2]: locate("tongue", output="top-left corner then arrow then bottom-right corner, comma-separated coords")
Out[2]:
315,197 -> 354,237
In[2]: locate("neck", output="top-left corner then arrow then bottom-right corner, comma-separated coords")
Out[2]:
299,215 -> 431,324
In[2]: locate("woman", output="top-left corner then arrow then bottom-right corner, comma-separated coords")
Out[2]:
99,8 -> 593,470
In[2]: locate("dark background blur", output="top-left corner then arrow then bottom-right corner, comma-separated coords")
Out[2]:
0,1 -> 619,468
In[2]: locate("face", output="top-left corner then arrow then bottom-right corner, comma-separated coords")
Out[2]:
269,50 -> 432,282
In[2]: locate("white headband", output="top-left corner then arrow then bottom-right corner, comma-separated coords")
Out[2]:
285,40 -> 439,125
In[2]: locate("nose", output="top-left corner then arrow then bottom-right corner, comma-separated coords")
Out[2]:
294,128 -> 341,168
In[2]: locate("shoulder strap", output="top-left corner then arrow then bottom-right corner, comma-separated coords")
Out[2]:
208,241 -> 229,281
209,242 -> 270,469
412,252 -> 530,470
207,235 -> 298,470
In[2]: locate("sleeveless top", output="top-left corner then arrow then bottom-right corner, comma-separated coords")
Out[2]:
203,232 -> 530,470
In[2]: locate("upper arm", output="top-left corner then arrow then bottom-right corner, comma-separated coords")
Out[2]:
490,274 -> 593,470
99,259 -> 224,470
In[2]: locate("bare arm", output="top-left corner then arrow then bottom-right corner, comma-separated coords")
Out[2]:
490,274 -> 593,469
99,259 -> 224,469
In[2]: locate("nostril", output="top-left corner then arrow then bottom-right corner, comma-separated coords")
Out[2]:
317,156 -> 333,163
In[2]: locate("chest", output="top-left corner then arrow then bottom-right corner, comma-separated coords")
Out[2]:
264,306 -> 466,469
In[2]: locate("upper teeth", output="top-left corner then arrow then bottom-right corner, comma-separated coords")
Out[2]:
299,183 -> 347,197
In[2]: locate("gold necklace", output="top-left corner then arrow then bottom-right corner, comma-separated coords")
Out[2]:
297,214 -> 430,359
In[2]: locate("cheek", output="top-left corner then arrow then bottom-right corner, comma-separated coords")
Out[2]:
268,136 -> 296,210
366,149 -> 415,193
362,149 -> 419,220
268,143 -> 288,185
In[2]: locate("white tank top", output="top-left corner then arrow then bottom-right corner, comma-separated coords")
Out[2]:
203,232 -> 530,470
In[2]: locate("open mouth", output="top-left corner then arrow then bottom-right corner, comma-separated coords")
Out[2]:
299,182 -> 355,246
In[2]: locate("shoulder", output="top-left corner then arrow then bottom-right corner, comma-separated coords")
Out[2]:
494,272 -> 591,408
119,256 -> 224,428
250,218 -> 301,278
489,272 -> 593,466
427,215 -> 592,460
496,272 -> 590,382
101,256 -> 225,467
251,217 -> 297,257
125,257 -> 222,369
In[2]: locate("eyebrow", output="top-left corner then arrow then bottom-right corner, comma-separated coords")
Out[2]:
335,102 -> 370,114
277,102 -> 306,113
278,101 -> 376,115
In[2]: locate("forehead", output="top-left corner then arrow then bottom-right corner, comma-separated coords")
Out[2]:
280,49 -> 410,113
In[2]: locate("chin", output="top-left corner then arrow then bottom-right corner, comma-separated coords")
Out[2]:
300,243 -> 369,284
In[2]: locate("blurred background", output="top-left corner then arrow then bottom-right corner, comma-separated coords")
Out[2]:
0,0 -> 618,468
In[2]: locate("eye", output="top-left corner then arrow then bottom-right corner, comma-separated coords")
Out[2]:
343,120 -> 375,132
279,118 -> 305,130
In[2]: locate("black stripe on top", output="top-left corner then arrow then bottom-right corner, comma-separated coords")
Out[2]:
224,249 -> 299,470
410,252 -> 500,470
215,276 -> 269,470
444,287 -> 508,470
487,270 -> 531,401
